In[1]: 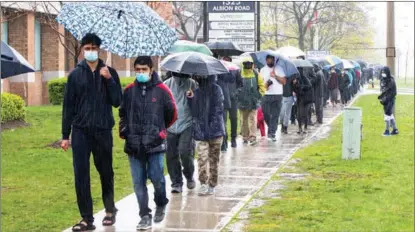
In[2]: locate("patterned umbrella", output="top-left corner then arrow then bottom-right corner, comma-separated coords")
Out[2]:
56,2 -> 178,58
1,41 -> 35,79
168,40 -> 213,56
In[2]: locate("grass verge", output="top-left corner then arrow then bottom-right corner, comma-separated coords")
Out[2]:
244,94 -> 414,232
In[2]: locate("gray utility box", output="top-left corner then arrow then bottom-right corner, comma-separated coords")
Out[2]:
342,107 -> 362,160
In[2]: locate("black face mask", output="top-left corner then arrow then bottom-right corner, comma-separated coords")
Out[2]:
266,63 -> 274,68
243,63 -> 253,70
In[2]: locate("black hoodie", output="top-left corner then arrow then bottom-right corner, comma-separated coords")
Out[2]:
378,66 -> 397,105
62,59 -> 122,140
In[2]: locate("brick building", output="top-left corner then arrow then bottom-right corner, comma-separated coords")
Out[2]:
1,2 -> 174,106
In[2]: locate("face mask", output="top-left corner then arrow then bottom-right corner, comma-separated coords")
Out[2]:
84,51 -> 98,62
266,63 -> 274,68
243,63 -> 253,70
382,73 -> 387,78
136,72 -> 151,83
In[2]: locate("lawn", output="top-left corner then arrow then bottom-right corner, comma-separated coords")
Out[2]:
244,94 -> 414,232
1,106 -> 136,232
371,77 -> 414,89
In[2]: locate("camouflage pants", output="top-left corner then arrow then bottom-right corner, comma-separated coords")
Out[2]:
240,109 -> 257,141
196,137 -> 223,187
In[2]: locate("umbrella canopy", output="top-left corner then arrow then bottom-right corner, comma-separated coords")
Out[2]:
206,41 -> 244,57
341,59 -> 355,69
168,40 -> 213,56
356,60 -> 368,69
220,60 -> 240,71
1,41 -> 35,79
251,50 -> 299,77
161,52 -> 228,76
292,59 -> 314,68
325,55 -> 343,69
276,46 -> 306,58
350,60 -> 361,69
56,2 -> 177,58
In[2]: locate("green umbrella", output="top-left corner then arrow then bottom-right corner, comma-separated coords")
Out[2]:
168,40 -> 213,56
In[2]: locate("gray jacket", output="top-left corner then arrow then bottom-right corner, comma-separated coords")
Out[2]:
164,76 -> 197,134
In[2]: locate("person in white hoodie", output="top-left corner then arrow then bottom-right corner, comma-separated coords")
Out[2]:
260,55 -> 286,142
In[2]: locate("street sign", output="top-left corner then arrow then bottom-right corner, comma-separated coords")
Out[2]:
207,1 -> 256,52
306,50 -> 329,59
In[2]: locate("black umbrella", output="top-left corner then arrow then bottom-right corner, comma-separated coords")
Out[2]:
206,41 -> 244,57
161,52 -> 229,76
292,59 -> 314,68
356,60 -> 368,69
1,41 -> 35,79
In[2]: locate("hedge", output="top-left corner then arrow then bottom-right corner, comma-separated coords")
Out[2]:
48,77 -> 135,105
1,93 -> 26,123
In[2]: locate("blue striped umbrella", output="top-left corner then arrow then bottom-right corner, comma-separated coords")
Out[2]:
56,2 -> 178,58
1,41 -> 35,79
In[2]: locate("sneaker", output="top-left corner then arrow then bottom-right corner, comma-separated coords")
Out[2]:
221,142 -> 227,152
249,140 -> 257,146
383,130 -> 390,136
231,138 -> 237,148
171,186 -> 182,194
282,126 -> 288,134
187,179 -> 196,190
391,129 -> 399,135
154,205 -> 166,223
198,184 -> 209,196
271,137 -> 277,142
207,186 -> 215,195
137,215 -> 152,230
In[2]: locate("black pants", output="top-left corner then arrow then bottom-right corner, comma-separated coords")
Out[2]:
315,96 -> 324,123
261,95 -> 283,137
71,127 -> 116,223
291,104 -> 297,124
340,89 -> 347,104
308,103 -> 315,124
166,126 -> 195,188
297,102 -> 311,129
223,98 -> 238,142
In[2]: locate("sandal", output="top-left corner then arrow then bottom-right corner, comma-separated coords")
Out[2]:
102,209 -> 118,226
72,220 -> 96,231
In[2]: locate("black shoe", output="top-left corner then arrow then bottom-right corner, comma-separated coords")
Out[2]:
231,137 -> 237,148
154,205 -> 166,223
171,186 -> 182,194
187,179 -> 196,190
243,140 -> 248,145
283,126 -> 288,134
391,129 -> 399,135
137,215 -> 152,230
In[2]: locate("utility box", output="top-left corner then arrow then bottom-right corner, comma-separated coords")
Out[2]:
342,107 -> 362,160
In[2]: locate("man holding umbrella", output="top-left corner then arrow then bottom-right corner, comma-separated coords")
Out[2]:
164,72 -> 197,194
61,33 -> 122,231
260,55 -> 286,141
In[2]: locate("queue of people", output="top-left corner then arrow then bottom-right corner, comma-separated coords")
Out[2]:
62,33 -> 395,231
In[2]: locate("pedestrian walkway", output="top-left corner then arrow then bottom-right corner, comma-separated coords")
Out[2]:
63,105 -> 346,232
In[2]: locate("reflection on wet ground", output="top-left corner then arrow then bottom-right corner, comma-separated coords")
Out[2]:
63,104 -> 344,232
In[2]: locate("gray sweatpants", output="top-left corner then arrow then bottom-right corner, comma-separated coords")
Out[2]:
279,96 -> 294,127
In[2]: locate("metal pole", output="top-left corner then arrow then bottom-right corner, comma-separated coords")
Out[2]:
386,2 -> 396,76
203,2 -> 208,43
256,1 -> 260,51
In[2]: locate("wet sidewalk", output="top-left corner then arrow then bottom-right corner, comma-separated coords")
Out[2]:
64,106 -> 344,232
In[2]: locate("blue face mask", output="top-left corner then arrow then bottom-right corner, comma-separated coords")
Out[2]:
84,51 -> 98,62
136,72 -> 151,83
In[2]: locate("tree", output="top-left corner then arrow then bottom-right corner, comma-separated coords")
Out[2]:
172,2 -> 203,41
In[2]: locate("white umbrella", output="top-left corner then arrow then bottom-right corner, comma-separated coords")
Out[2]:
341,59 -> 355,69
276,46 -> 305,59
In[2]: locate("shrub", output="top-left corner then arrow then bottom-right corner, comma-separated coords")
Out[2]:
48,78 -> 67,105
47,77 -> 136,105
1,93 -> 26,123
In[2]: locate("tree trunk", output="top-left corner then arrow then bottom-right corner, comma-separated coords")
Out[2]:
298,33 -> 305,51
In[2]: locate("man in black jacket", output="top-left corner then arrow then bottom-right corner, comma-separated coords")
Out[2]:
61,33 -> 122,231
378,66 -> 398,136
119,56 -> 177,230
312,64 -> 326,124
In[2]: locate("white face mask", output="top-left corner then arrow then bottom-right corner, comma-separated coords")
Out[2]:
382,73 -> 387,78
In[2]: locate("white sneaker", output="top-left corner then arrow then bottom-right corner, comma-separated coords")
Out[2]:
198,184 -> 209,196
207,186 -> 215,195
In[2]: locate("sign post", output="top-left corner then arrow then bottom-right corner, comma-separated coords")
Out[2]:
207,1 -> 257,52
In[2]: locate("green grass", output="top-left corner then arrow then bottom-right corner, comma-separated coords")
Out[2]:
371,78 -> 414,89
244,94 -> 414,232
1,106 -> 146,232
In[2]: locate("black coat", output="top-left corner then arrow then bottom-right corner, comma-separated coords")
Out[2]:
338,74 -> 351,90
313,68 -> 326,99
217,70 -> 243,109
62,59 -> 122,140
119,72 -> 178,157
293,74 -> 313,105
378,67 -> 397,105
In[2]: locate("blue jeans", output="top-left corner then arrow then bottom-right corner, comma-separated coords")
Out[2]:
128,153 -> 168,218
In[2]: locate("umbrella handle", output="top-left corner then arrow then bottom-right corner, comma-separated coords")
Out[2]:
106,53 -> 112,67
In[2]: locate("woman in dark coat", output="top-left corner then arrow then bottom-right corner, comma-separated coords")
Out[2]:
293,68 -> 313,134
327,67 -> 339,107
338,69 -> 351,106
378,66 -> 398,136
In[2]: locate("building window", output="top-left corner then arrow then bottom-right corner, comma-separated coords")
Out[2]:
35,20 -> 41,71
1,22 -> 8,44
